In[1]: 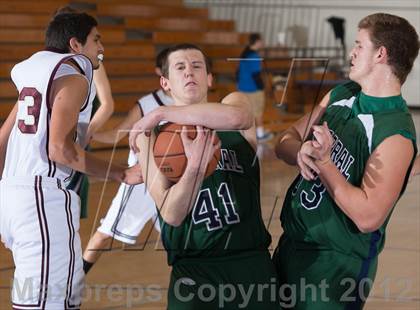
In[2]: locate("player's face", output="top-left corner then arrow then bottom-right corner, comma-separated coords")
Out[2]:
348,29 -> 378,83
161,49 -> 212,105
79,27 -> 104,70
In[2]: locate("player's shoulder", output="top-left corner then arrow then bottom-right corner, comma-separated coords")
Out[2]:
138,92 -> 155,103
221,91 -> 249,106
138,89 -> 164,106
329,80 -> 361,103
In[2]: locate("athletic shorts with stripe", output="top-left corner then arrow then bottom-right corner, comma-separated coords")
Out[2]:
0,176 -> 83,309
98,181 -> 160,244
97,90 -> 172,244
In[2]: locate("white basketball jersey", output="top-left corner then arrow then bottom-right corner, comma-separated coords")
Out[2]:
127,89 -> 173,166
2,51 -> 94,181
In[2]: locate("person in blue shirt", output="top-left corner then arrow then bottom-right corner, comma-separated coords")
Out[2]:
237,33 -> 273,142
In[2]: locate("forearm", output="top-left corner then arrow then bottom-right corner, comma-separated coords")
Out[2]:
317,160 -> 385,233
276,103 -> 328,165
137,133 -> 202,226
275,129 -> 302,165
159,167 -> 205,226
92,63 -> 114,132
93,128 -> 126,144
50,142 -> 125,182
88,105 -> 114,136
156,103 -> 253,130
93,106 -> 140,144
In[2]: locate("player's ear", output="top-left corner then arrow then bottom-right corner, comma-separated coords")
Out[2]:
160,75 -> 170,91
69,37 -> 82,53
207,73 -> 213,88
375,46 -> 387,64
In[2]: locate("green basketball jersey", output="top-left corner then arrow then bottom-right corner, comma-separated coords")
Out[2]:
159,131 -> 272,265
281,81 -> 417,259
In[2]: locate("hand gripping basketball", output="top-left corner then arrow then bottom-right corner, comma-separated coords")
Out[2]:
153,123 -> 221,182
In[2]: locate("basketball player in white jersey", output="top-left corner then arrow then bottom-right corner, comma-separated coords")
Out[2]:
0,12 -> 142,309
82,48 -> 173,274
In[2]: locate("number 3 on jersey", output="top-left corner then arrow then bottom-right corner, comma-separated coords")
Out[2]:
300,178 -> 326,210
17,87 -> 42,134
192,182 -> 240,231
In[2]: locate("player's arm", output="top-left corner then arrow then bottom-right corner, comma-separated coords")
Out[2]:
275,91 -> 330,166
48,74 -> 142,185
130,91 -> 253,151
222,91 -> 257,151
136,127 -> 218,227
144,91 -> 253,129
313,123 -> 414,233
86,62 -> 114,138
92,104 -> 141,144
0,104 -> 18,177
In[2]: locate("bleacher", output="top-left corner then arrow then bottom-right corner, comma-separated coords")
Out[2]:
0,0 -> 332,146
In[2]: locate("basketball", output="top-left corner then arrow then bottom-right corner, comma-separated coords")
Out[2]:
153,123 -> 221,182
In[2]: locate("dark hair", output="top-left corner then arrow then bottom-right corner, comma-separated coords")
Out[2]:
52,5 -> 78,15
248,33 -> 262,46
156,47 -> 170,70
358,13 -> 419,84
161,43 -> 211,78
45,12 -> 98,53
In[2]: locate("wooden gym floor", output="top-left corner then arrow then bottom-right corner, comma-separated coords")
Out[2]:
1,111 -> 419,309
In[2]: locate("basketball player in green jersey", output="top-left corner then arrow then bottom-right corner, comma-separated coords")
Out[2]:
273,13 -> 419,309
130,44 -> 279,309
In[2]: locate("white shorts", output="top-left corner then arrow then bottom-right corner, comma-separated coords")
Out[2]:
98,182 -> 160,245
0,176 -> 83,309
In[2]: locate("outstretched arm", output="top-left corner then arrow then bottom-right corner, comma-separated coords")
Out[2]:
92,104 -> 141,144
129,91 -> 254,151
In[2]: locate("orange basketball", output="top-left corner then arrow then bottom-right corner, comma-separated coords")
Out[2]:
153,123 -> 221,182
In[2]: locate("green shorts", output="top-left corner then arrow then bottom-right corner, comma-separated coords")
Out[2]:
272,234 -> 378,310
167,250 -> 280,310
